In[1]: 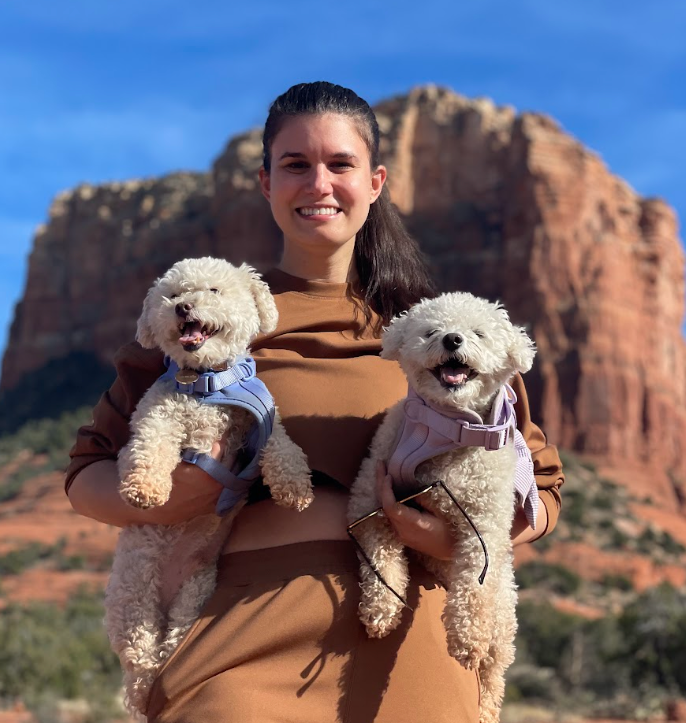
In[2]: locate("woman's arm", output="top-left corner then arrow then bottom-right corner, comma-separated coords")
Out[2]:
374,464 -> 542,561
66,341 -> 229,526
68,454 -> 225,528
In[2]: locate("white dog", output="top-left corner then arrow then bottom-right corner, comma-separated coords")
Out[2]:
106,257 -> 313,716
348,292 -> 537,723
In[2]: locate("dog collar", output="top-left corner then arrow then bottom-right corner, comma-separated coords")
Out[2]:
161,356 -> 256,396
160,356 -> 276,516
386,384 -> 539,529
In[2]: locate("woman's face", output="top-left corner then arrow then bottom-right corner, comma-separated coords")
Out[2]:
259,113 -> 386,255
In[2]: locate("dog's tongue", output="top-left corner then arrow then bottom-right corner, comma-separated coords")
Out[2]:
179,321 -> 203,345
441,366 -> 468,385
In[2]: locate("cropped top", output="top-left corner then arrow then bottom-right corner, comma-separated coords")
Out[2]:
65,268 -> 564,534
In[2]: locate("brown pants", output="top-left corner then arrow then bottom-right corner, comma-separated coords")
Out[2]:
147,541 -> 480,723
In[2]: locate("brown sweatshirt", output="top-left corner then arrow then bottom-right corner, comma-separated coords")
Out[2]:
66,269 -> 563,534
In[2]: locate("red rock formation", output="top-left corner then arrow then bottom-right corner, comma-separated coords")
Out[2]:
2,86 -> 685,496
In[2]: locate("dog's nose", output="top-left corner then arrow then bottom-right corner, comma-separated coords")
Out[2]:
175,302 -> 194,316
442,333 -> 463,351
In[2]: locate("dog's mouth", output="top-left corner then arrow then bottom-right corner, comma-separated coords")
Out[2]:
430,358 -> 478,389
178,320 -> 218,351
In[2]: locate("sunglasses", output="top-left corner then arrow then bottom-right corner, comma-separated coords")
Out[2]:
346,480 -> 489,610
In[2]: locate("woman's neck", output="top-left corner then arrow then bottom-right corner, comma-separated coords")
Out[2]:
278,238 -> 357,284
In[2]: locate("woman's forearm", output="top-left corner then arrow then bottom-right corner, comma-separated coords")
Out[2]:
67,459 -> 222,527
510,501 -> 548,546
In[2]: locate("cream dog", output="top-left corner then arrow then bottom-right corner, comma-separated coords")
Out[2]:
348,291 -> 537,723
107,257 -> 313,716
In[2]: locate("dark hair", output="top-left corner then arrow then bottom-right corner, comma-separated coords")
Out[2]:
262,81 -> 435,328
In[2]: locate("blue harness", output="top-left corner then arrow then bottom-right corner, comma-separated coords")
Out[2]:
160,356 -> 275,515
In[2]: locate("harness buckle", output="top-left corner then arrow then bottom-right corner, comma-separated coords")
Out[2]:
484,428 -> 508,451
181,448 -> 201,465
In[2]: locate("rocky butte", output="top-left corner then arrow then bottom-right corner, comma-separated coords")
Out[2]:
2,86 -> 685,507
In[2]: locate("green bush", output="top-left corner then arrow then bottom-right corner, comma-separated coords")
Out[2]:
0,407 -> 94,502
593,489 -> 615,510
0,542 -> 59,576
511,584 -> 686,716
517,561 -> 582,595
0,540 -> 93,576
599,573 -> 634,592
0,589 -> 120,705
516,600 -> 582,671
563,489 -> 587,527
0,407 -> 94,463
0,351 -> 114,436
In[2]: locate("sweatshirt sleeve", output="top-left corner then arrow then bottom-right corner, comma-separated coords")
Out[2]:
64,342 -> 165,494
510,373 -> 564,539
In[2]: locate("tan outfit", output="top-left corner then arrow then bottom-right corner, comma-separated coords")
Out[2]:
67,269 -> 564,722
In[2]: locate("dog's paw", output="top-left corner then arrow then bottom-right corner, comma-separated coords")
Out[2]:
446,640 -> 487,670
270,486 -> 314,511
359,608 -> 402,639
119,479 -> 170,509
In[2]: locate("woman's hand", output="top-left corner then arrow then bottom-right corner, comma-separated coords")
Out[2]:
68,441 -> 236,528
375,462 -> 456,561
160,440 -> 236,524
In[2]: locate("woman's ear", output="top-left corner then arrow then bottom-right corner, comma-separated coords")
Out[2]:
380,311 -> 408,361
241,264 -> 278,334
370,165 -> 387,203
258,167 -> 271,203
136,284 -> 159,349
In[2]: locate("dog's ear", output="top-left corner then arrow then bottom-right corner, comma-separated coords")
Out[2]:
380,312 -> 409,361
507,323 -> 536,374
241,264 -> 278,334
135,283 -> 159,349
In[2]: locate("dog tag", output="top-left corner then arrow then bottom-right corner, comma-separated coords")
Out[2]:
175,368 -> 199,385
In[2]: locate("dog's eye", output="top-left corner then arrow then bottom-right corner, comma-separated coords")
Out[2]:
474,330 -> 485,339
209,288 -> 219,293
169,294 -> 178,299
425,329 -> 439,339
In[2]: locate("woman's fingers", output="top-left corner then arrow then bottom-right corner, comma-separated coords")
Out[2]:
375,460 -> 455,561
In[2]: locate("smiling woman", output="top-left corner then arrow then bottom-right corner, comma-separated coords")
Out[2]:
66,81 -> 563,723
259,113 -> 386,270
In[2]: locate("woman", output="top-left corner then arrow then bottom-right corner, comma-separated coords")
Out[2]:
67,81 -> 563,723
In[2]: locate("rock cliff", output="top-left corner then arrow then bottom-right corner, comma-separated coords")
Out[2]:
3,86 -> 685,495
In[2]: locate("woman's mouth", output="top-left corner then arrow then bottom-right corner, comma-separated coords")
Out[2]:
431,359 -> 479,388
296,206 -> 342,218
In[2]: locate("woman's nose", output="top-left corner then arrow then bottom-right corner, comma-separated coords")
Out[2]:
308,164 -> 333,195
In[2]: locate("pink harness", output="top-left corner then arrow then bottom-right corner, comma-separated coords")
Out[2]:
386,384 -> 539,529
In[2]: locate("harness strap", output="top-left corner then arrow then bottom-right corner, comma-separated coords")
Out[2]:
181,448 -> 253,512
387,383 -> 540,529
161,356 -> 275,515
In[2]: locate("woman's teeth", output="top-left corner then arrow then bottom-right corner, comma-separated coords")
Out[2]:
298,207 -> 340,216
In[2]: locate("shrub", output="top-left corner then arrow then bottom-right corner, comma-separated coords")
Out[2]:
599,573 -> 634,592
517,561 -> 582,595
0,589 -> 120,705
0,543 -> 59,576
0,407 -> 93,464
563,489 -> 587,527
0,352 -> 114,436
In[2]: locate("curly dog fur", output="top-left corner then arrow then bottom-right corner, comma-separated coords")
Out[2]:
106,257 -> 313,716
348,292 -> 535,723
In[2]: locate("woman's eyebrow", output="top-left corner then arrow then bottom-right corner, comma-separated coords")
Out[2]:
278,151 -> 359,161
279,151 -> 306,160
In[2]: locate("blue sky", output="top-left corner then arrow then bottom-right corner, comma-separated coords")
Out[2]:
1,0 -> 684,366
